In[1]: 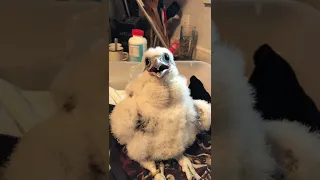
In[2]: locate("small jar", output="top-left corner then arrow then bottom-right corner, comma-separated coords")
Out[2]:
179,25 -> 196,60
128,29 -> 148,62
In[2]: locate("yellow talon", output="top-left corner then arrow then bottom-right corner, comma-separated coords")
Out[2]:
151,169 -> 161,177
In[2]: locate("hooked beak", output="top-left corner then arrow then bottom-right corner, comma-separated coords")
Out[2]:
148,59 -> 170,78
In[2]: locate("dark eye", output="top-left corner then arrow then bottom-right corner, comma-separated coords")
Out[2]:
163,53 -> 170,62
145,58 -> 151,67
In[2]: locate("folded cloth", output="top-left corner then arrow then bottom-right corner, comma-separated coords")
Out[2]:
109,87 -> 126,105
0,79 -> 56,137
0,79 -> 41,135
249,44 -> 320,132
0,103 -> 23,137
109,76 -> 211,180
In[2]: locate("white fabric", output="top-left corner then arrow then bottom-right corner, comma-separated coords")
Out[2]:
0,102 -> 23,137
0,79 -> 57,137
109,86 -> 126,105
0,79 -> 124,137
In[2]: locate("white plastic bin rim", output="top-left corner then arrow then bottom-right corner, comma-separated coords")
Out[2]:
109,61 -> 211,95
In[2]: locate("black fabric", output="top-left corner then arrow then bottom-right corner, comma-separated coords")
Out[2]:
109,169 -> 120,180
0,134 -> 20,166
189,76 -> 211,103
189,75 -> 211,134
249,44 -> 320,132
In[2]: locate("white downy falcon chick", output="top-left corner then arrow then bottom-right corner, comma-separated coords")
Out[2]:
110,47 -> 211,180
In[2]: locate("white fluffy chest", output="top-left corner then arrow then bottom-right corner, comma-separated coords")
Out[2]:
128,101 -> 198,160
134,98 -> 196,133
124,73 -> 195,132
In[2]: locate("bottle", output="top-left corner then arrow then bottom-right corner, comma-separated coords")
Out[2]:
128,29 -> 147,62
169,41 -> 179,54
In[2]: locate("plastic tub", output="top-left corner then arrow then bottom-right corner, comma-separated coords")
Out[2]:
109,61 -> 211,95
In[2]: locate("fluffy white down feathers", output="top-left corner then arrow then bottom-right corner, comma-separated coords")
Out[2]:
110,47 -> 211,160
110,47 -> 211,179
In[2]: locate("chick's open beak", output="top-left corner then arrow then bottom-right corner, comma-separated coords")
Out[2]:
148,59 -> 169,78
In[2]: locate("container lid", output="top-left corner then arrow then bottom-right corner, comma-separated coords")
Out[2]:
132,29 -> 144,36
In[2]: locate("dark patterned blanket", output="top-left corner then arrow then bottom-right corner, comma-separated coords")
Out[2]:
112,133 -> 211,180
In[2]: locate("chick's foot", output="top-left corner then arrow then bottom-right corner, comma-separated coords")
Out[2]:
176,155 -> 201,180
